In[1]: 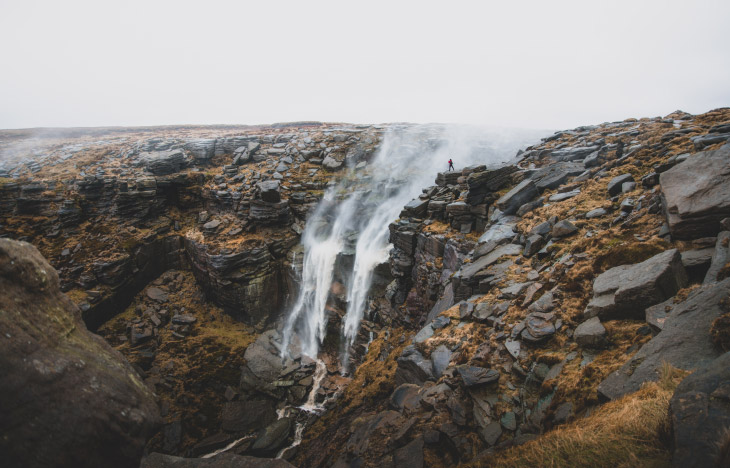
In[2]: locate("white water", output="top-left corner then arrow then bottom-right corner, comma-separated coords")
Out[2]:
281,124 -> 544,366
275,358 -> 328,459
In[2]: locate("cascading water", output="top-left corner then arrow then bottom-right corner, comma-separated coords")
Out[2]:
281,124 -> 544,367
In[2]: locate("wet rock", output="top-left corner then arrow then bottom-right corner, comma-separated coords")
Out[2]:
584,249 -> 688,320
140,453 -> 294,468
0,239 -> 160,468
496,179 -> 538,215
607,174 -> 634,197
598,278 -> 730,400
670,351 -> 730,468
574,317 -> 606,347
660,144 -> 730,239
243,331 -> 286,382
251,417 -> 291,455
456,365 -> 499,387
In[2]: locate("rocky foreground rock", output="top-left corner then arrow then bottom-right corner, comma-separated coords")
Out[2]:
0,239 -> 160,468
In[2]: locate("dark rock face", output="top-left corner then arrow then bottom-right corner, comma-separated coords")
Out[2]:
0,239 -> 160,468
141,452 -> 295,468
670,351 -> 730,468
598,278 -> 730,400
184,239 -> 286,324
660,144 -> 730,239
584,249 -> 688,320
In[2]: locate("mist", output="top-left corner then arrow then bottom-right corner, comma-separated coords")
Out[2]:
1,0 -> 729,130
280,123 -> 544,366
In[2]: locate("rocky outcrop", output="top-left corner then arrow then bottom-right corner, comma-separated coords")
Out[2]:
660,144 -> 730,239
669,351 -> 730,468
584,249 -> 688,320
184,239 -> 288,324
0,239 -> 160,468
598,278 -> 730,400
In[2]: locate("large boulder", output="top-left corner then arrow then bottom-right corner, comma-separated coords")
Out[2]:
598,278 -> 730,400
584,249 -> 688,320
660,144 -> 730,239
0,239 -> 160,468
669,352 -> 730,468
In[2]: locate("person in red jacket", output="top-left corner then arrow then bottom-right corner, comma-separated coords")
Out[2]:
448,158 -> 454,171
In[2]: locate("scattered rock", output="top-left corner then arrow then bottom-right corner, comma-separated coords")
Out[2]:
598,278 -> 730,400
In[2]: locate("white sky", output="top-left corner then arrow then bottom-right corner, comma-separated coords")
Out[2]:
1,0 -> 729,130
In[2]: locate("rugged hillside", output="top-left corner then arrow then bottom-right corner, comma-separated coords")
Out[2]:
1,109 -> 729,468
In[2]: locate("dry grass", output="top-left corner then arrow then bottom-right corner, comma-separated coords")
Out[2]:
472,363 -> 687,468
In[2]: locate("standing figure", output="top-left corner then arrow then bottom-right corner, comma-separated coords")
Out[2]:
448,158 -> 454,171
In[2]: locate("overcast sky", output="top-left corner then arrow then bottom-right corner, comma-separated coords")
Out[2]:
1,0 -> 729,130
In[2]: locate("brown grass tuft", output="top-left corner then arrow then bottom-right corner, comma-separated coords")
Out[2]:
470,364 -> 687,468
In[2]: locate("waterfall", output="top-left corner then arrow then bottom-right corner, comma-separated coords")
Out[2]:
280,124 -> 544,365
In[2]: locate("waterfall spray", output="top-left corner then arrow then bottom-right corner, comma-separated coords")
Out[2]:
280,124 -> 543,366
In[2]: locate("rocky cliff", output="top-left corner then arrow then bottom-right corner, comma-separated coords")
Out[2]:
1,110 -> 730,467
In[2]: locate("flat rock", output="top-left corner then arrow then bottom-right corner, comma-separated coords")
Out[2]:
598,278 -> 730,400
660,144 -> 730,239
584,249 -> 688,320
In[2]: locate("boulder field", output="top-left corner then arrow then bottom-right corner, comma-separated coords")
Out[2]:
1,110 -> 730,467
